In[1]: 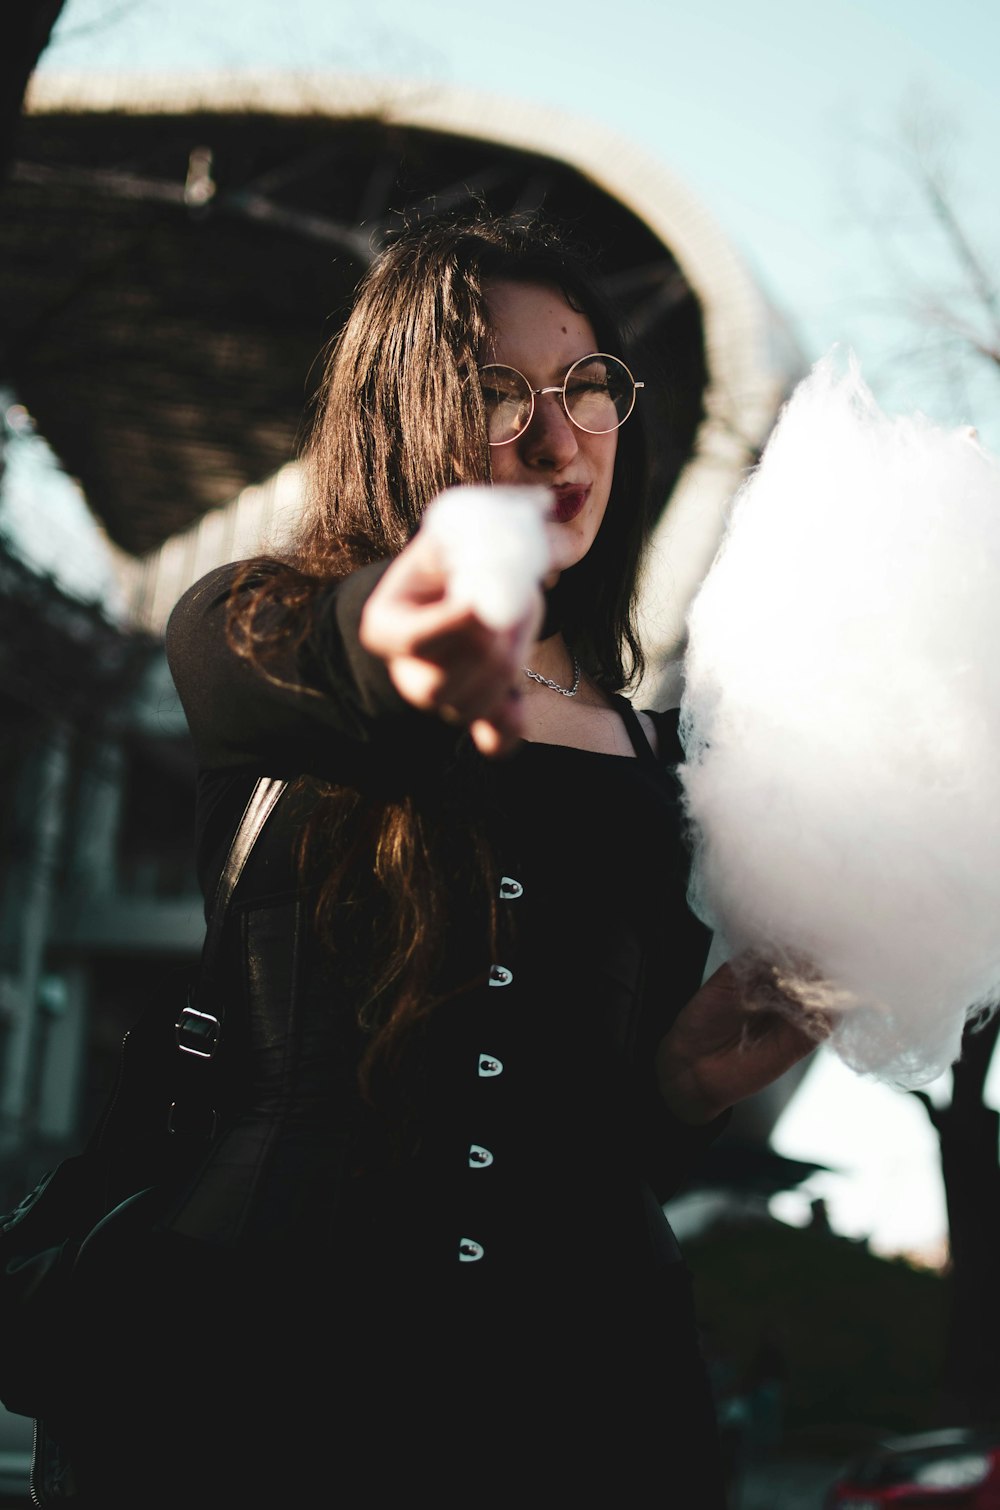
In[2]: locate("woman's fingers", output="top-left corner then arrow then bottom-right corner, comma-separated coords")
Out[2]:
359,522 -> 544,753
386,615 -> 519,711
362,570 -> 536,752
470,688 -> 526,758
656,959 -> 829,1124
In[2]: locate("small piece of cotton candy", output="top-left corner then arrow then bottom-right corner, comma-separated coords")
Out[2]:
678,350 -> 1000,1089
420,484 -> 552,630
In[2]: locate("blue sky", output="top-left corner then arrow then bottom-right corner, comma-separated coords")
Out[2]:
31,0 -> 1000,1258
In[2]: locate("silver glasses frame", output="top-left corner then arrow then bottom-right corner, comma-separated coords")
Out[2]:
478,351 -> 644,446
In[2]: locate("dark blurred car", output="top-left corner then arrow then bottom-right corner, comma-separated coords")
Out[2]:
825,1427 -> 1000,1508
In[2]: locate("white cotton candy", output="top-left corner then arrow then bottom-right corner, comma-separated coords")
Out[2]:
678,350 -> 1000,1088
420,484 -> 552,630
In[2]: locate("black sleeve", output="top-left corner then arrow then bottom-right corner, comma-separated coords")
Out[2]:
165,560 -> 460,789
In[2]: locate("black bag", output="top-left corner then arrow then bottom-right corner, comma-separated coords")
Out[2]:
0,778 -> 285,1442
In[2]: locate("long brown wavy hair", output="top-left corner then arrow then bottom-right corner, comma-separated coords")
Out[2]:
229,209 -> 654,1109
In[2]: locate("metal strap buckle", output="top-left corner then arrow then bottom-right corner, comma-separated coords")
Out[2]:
175,1005 -> 220,1058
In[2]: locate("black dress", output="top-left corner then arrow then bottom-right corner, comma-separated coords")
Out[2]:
69,561 -> 729,1507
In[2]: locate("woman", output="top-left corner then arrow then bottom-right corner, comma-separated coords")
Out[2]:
84,212 -> 815,1507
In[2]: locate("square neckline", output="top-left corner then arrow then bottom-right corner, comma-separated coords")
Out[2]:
519,696 -> 659,764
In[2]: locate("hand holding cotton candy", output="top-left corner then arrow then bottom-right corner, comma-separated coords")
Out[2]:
420,484 -> 553,630
677,352 -> 1000,1089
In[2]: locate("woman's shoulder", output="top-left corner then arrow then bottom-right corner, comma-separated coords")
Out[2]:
164,559 -> 255,671
165,558 -> 283,647
163,553 -> 455,787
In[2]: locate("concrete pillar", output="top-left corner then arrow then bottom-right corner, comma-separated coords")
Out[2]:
0,724 -> 70,1151
35,964 -> 87,1140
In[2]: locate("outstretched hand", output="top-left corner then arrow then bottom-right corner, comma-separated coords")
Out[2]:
359,524 -> 544,757
655,961 -> 828,1125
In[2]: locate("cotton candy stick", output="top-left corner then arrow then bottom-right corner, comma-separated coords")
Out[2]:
420,485 -> 553,631
677,352 -> 1000,1088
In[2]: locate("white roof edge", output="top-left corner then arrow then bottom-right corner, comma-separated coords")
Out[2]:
24,71 -> 781,410
27,71 -> 802,673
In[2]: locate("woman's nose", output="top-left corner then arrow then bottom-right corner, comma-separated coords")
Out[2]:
519,393 -> 579,469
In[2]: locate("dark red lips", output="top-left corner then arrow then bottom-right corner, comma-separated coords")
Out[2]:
551,486 -> 588,523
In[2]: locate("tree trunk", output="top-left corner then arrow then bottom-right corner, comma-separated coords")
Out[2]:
915,1012 -> 1000,1422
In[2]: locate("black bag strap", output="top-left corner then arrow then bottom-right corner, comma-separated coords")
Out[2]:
174,775 -> 287,1060
612,695 -> 659,768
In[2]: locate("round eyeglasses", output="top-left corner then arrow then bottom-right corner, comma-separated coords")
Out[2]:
477,353 -> 644,446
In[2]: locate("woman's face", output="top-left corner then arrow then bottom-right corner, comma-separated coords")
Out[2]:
482,279 -> 618,582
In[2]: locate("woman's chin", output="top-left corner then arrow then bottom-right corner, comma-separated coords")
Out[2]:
544,534 -> 588,582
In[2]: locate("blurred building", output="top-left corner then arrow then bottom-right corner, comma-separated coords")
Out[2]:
0,72 -> 809,1194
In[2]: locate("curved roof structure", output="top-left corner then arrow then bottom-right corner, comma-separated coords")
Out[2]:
12,71 -> 806,695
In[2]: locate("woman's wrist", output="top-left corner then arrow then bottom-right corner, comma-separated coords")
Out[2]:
655,1052 -> 728,1126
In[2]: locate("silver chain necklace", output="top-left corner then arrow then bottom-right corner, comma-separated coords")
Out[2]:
522,656 -> 582,698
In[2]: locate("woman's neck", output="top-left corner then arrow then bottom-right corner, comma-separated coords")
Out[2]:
517,634 -> 655,757
521,633 -> 578,694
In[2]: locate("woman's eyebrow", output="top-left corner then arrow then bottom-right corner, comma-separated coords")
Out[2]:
486,351 -> 602,384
